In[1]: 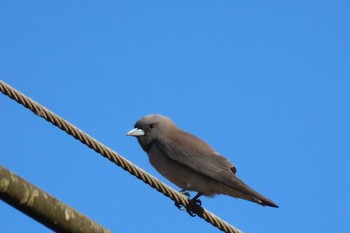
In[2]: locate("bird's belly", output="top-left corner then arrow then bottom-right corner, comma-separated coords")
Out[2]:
148,149 -> 220,196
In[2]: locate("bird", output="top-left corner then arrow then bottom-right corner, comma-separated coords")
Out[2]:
127,114 -> 278,209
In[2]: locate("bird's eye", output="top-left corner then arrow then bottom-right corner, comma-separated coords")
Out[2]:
149,123 -> 155,129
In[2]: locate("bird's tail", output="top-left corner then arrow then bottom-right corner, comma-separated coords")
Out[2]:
226,175 -> 279,208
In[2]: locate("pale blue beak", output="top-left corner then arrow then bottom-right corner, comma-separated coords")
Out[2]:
127,128 -> 145,136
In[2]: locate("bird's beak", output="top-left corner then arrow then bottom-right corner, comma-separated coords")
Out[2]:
127,128 -> 145,137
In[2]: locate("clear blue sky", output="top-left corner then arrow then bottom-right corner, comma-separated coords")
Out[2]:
1,1 -> 349,232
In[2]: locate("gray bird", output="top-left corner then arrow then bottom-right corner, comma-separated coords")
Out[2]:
127,114 -> 278,208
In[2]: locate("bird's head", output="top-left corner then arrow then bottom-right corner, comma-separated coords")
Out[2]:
127,114 -> 177,151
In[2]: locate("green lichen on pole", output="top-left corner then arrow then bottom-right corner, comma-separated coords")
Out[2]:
0,165 -> 112,233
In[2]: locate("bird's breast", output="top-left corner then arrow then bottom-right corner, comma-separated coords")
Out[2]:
147,146 -> 192,189
146,146 -> 220,196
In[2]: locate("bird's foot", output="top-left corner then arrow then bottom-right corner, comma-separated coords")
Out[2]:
174,190 -> 203,217
190,198 -> 202,206
185,197 -> 202,217
174,189 -> 191,210
174,201 -> 185,211
179,189 -> 191,199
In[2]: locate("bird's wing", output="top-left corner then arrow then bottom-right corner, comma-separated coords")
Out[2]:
157,131 -> 239,184
156,129 -> 278,207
